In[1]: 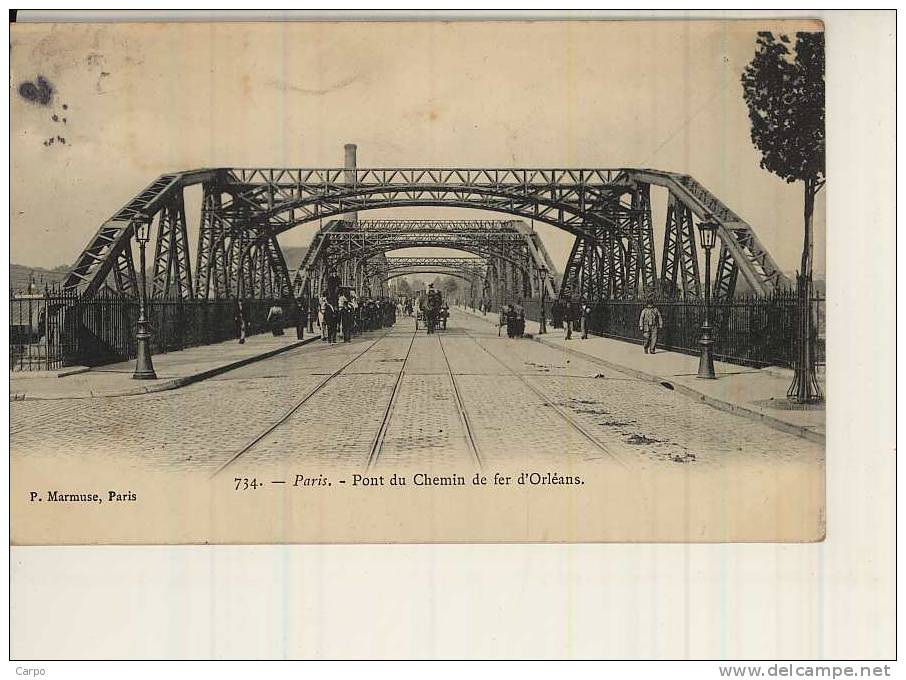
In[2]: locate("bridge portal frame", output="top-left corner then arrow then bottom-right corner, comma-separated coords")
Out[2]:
62,163 -> 788,307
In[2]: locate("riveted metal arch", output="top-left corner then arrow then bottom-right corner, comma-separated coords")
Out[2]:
292,219 -> 551,299
629,182 -> 657,295
713,243 -> 739,301
224,167 -> 625,240
111,239 -> 138,297
65,167 -> 788,306
63,169 -> 223,300
621,169 -> 789,295
150,189 -> 194,299
195,184 -> 231,299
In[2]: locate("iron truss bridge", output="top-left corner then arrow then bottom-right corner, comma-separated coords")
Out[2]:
62,162 -> 789,304
374,257 -> 488,286
292,219 -> 557,303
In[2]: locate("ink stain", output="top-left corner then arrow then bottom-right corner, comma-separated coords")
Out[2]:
62,103 -> 68,110
51,114 -> 59,122
18,76 -> 54,106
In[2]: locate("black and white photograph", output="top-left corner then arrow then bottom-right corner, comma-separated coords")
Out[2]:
8,18 -> 830,544
6,9 -> 897,666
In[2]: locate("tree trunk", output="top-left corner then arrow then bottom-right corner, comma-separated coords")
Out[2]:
789,176 -> 822,402
801,176 -> 815,284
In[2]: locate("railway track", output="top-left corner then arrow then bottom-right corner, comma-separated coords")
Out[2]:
214,318 -> 626,477
459,327 -> 630,470
363,330 -> 418,471
212,327 -> 403,477
435,332 -> 483,469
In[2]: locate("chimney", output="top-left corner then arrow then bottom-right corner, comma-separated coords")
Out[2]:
344,143 -> 358,224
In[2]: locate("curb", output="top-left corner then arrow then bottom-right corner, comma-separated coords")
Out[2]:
458,307 -> 825,445
9,365 -> 91,380
10,336 -> 318,402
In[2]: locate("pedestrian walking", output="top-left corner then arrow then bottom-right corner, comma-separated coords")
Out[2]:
513,298 -> 526,338
550,300 -> 563,329
318,295 -> 328,341
499,303 -> 509,337
295,298 -> 308,340
639,298 -> 663,354
581,301 -> 591,339
267,302 -> 284,336
564,300 -> 576,340
340,296 -> 353,342
324,300 -> 338,343
235,300 -> 247,344
308,295 -> 317,333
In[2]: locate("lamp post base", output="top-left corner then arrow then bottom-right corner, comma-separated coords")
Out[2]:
133,323 -> 157,380
697,323 -> 717,379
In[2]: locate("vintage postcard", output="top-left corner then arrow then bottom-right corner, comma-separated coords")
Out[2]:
10,19 -> 826,544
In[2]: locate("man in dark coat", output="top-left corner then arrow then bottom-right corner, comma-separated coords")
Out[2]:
564,300 -> 576,340
235,300 -> 247,344
296,298 -> 308,340
514,299 -> 526,337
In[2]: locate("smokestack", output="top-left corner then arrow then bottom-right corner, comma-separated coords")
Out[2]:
344,143 -> 358,224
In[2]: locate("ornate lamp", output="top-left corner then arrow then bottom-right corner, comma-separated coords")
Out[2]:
538,263 -> 548,334
132,216 -> 157,380
696,216 -> 719,379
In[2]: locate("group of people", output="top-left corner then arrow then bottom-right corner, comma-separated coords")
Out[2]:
310,291 -> 397,344
235,291 -> 397,346
499,299 -> 527,338
244,286 -> 665,356
497,297 -> 663,352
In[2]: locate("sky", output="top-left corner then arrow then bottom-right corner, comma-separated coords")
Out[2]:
10,19 -> 825,277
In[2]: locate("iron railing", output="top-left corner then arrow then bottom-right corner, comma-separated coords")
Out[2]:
10,286 -> 295,371
519,291 -> 824,370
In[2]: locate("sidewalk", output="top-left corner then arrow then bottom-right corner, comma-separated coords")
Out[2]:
459,306 -> 825,444
10,331 -> 315,401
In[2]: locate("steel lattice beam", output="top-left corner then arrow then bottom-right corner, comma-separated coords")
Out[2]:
63,166 -> 789,304
150,190 -> 194,299
292,219 -> 558,304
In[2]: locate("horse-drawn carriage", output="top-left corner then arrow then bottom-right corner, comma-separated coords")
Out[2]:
415,285 -> 448,333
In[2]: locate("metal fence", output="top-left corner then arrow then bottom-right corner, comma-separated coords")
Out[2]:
10,287 -> 296,371
520,291 -> 824,370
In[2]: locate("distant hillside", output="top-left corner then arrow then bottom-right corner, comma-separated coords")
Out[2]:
10,245 -> 309,294
10,263 -> 69,292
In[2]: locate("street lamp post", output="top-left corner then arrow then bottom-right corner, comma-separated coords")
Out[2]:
132,217 -> 157,380
696,217 -> 719,379
538,264 -> 548,334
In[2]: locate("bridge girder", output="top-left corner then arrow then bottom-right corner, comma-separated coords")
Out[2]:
371,258 -> 490,307
292,219 -> 555,306
370,257 -> 486,277
62,163 -> 788,305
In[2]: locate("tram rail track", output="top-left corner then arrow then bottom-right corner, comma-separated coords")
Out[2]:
459,327 -> 631,470
363,329 -> 418,471
212,327 -> 401,477
435,332 -> 483,469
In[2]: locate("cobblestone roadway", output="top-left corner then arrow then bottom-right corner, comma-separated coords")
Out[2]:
11,313 -> 823,475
